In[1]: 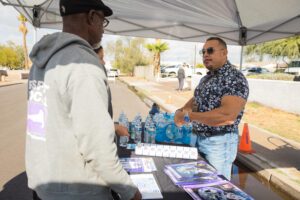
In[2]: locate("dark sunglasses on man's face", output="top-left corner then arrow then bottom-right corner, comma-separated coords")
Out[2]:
200,47 -> 223,55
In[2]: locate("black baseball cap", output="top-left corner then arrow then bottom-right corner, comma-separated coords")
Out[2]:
59,0 -> 113,17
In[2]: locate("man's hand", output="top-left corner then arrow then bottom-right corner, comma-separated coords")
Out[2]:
131,190 -> 142,200
174,110 -> 185,127
114,124 -> 130,137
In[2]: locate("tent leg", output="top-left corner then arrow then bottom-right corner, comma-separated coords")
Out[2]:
239,46 -> 244,70
34,27 -> 37,44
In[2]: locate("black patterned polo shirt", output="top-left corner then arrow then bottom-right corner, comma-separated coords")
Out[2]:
192,61 -> 249,135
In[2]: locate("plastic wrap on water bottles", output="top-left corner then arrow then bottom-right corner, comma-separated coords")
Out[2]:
154,112 -> 194,146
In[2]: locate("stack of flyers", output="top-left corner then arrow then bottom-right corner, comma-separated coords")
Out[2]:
164,161 -> 222,186
119,157 -> 157,173
183,180 -> 254,200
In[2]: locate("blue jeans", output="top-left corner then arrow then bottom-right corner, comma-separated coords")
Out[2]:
196,130 -> 239,180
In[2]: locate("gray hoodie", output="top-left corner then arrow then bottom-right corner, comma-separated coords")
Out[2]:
26,32 -> 137,200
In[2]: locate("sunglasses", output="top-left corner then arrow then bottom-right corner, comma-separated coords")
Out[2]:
200,47 -> 224,55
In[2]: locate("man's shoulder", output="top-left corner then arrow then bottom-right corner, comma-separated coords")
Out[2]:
226,63 -> 246,78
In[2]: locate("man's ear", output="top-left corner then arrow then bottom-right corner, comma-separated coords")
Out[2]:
87,10 -> 96,26
223,49 -> 228,56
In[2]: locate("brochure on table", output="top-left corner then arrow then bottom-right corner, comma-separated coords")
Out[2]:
164,161 -> 222,186
119,157 -> 157,173
130,174 -> 163,199
163,161 -> 254,200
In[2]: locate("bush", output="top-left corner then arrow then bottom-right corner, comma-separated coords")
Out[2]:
247,73 -> 295,81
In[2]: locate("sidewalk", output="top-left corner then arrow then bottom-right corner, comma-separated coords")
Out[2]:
120,76 -> 300,200
0,70 -> 28,87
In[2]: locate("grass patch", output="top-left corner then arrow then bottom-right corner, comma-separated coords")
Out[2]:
243,102 -> 300,143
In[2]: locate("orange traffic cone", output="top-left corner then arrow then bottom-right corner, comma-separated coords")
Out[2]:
239,123 -> 255,154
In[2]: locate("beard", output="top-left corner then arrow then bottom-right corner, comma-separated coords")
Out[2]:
205,65 -> 214,71
92,42 -> 101,50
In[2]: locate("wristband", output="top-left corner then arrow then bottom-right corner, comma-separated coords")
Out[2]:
184,112 -> 190,122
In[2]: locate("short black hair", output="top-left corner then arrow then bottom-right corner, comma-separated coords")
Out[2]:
206,37 -> 227,49
94,45 -> 103,53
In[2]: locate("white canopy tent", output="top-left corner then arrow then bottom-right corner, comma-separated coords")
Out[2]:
1,0 -> 300,67
1,0 -> 299,45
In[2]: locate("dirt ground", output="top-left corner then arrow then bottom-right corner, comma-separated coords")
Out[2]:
243,102 -> 300,143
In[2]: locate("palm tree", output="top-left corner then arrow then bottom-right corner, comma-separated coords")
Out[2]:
145,39 -> 169,78
18,14 -> 29,70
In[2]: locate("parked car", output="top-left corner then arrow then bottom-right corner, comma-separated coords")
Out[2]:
107,68 -> 120,77
241,67 -> 270,76
160,64 -> 206,77
284,60 -> 300,75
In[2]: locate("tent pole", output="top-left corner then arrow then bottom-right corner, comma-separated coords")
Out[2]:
34,27 -> 37,44
239,45 -> 244,70
193,44 -> 197,73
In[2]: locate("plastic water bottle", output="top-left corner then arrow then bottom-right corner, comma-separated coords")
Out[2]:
144,115 -> 151,143
134,121 -> 142,143
148,121 -> 156,143
130,120 -> 136,140
132,113 -> 142,143
118,111 -> 129,147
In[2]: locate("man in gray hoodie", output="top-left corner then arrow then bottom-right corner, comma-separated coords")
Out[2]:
26,0 -> 141,199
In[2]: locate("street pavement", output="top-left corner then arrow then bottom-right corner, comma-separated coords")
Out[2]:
119,76 -> 300,200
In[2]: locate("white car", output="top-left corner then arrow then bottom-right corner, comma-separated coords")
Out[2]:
107,68 -> 120,77
160,65 -> 206,77
284,60 -> 300,75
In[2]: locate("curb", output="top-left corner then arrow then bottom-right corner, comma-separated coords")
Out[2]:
0,82 -> 26,87
237,153 -> 300,200
120,78 -> 300,200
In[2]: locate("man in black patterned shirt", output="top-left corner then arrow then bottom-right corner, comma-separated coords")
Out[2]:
174,37 -> 249,180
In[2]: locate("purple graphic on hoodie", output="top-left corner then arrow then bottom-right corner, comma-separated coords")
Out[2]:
27,101 -> 47,139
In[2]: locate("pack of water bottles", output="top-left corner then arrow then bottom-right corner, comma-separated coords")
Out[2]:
152,112 -> 196,146
118,103 -> 196,147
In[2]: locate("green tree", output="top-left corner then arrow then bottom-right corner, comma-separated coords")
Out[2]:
0,41 -> 24,69
195,63 -> 205,68
145,39 -> 169,77
245,36 -> 300,63
106,37 -> 151,75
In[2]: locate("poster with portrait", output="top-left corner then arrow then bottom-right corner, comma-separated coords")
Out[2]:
183,181 -> 254,200
164,161 -> 220,186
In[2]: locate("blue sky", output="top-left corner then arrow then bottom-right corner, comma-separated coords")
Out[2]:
0,4 -> 243,66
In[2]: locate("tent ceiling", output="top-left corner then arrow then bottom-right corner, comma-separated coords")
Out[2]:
1,0 -> 299,45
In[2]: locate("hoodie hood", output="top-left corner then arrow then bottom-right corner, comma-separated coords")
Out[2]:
30,32 -> 93,69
